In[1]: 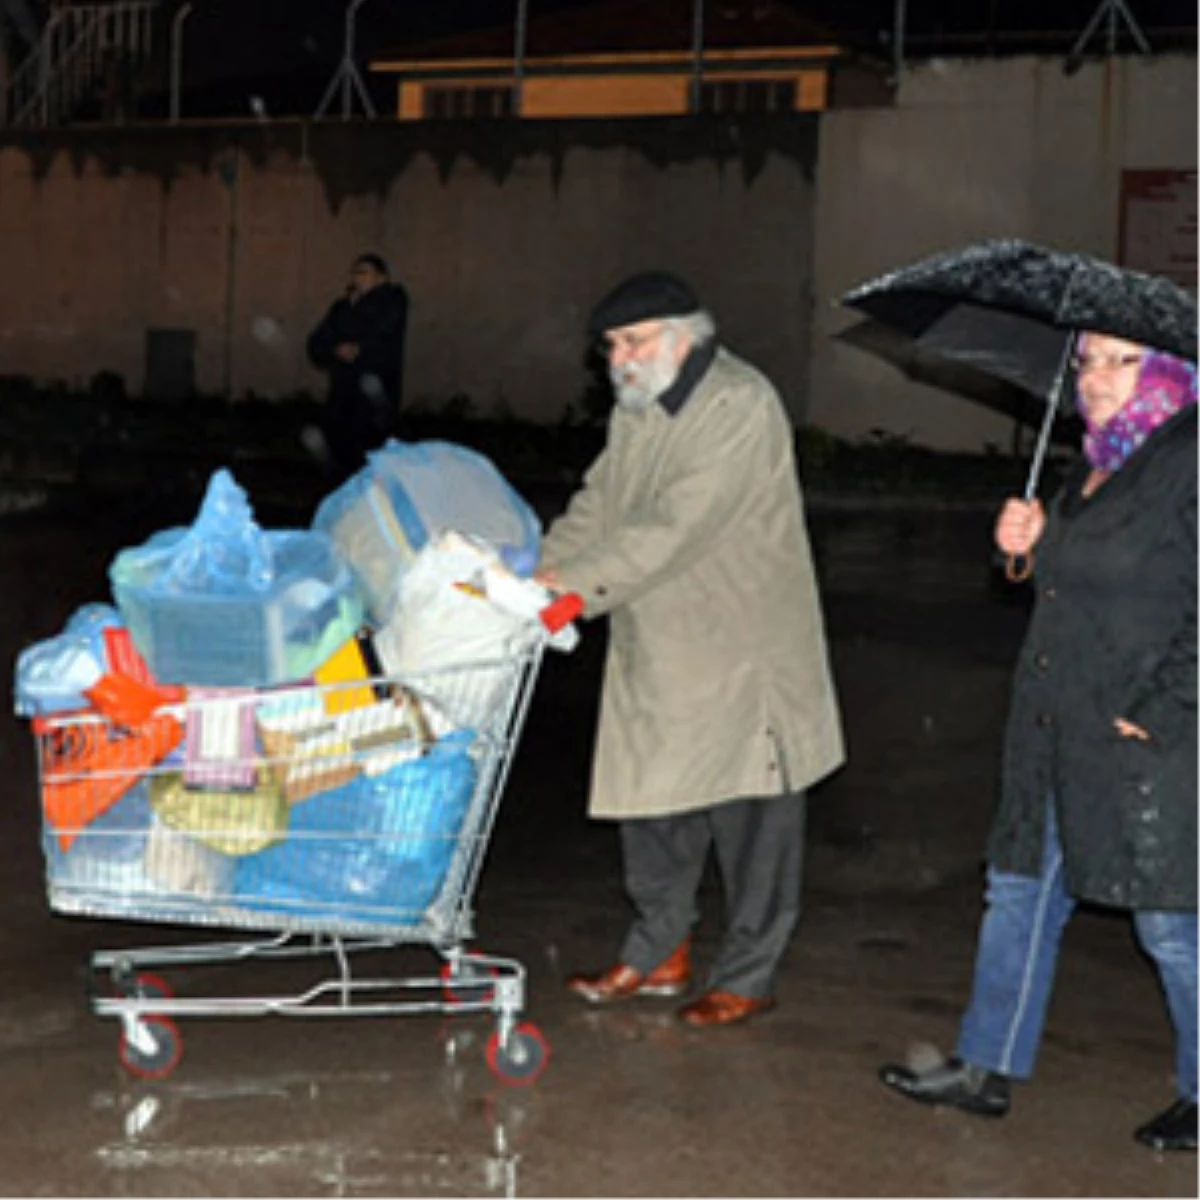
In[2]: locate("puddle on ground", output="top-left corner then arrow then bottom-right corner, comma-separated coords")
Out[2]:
89,1033 -> 536,1198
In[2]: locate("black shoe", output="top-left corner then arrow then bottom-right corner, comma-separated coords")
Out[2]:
1134,1099 -> 1198,1152
878,1057 -> 1011,1117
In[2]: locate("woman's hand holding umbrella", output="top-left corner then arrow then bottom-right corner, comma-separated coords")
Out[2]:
995,498 -> 1045,581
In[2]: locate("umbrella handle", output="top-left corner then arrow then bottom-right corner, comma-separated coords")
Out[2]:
1005,551 -> 1035,582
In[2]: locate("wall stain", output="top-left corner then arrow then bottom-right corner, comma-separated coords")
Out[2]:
1,113 -> 818,210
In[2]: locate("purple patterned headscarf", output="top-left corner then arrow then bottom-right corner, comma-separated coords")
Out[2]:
1076,346 -> 1199,472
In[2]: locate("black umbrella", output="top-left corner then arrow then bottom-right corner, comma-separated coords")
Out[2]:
834,313 -> 1069,439
841,238 -> 1198,505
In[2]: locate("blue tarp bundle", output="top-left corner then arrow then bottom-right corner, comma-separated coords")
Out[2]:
232,731 -> 477,924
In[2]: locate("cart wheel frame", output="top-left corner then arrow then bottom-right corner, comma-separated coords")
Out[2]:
486,1022 -> 549,1086
119,1015 -> 183,1080
441,959 -> 500,1005
116,972 -> 175,1002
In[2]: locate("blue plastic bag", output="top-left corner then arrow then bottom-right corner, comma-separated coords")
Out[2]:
109,470 -> 365,687
14,603 -> 123,717
312,440 -> 541,623
232,731 -> 478,925
115,469 -> 275,596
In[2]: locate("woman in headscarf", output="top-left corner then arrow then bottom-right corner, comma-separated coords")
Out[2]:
878,334 -> 1198,1153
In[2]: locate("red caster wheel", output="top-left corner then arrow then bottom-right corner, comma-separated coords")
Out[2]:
486,1022 -> 549,1086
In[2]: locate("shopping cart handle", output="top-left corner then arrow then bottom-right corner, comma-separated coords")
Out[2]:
540,592 -> 584,633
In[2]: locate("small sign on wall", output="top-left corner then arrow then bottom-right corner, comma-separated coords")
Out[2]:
1118,169 -> 1197,293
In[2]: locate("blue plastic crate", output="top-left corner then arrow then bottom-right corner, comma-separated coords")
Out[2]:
130,592 -> 284,688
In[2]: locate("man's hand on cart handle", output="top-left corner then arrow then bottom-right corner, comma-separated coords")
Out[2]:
534,566 -> 563,593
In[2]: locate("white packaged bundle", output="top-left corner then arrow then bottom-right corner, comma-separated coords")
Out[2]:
373,532 -> 576,730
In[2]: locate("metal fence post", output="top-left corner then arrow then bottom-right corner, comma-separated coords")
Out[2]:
170,2 -> 192,123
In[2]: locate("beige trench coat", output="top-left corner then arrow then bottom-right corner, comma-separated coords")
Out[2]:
540,346 -> 844,819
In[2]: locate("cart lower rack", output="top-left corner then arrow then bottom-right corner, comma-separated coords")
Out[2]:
33,648 -> 553,1084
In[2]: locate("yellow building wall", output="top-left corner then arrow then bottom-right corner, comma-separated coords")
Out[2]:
395,69 -> 830,120
399,83 -> 422,120
796,70 -> 828,111
522,74 -> 689,117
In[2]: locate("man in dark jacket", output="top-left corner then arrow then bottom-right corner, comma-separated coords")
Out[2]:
307,253 -> 409,482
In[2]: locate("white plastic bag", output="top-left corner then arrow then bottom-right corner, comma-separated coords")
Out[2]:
373,533 -> 575,728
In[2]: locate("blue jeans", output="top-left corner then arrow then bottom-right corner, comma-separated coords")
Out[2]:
957,807 -> 1198,1100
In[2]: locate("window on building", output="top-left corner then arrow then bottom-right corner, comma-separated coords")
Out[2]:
423,85 -> 515,119
697,78 -> 796,114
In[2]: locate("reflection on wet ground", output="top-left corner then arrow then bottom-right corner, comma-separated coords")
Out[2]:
0,503 -> 1195,1196
91,1048 -> 527,1198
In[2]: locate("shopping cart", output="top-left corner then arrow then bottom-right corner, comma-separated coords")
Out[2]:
31,608 -> 576,1087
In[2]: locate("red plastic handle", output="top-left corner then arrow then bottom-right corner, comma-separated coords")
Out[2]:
540,592 -> 584,633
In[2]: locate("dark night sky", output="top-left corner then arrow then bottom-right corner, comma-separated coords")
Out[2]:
157,0 -> 1197,118
311,0 -> 1197,42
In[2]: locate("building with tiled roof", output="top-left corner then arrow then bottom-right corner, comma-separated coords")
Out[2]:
369,0 -> 892,121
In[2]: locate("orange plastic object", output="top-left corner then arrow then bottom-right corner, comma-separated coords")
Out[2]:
540,592 -> 584,633
42,715 -> 184,850
102,627 -> 156,685
84,673 -> 184,727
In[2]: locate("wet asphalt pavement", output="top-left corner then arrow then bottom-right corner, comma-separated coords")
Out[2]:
0,495 -> 1196,1197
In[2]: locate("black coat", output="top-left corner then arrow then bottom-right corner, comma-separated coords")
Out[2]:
307,283 -> 409,473
987,405 -> 1197,911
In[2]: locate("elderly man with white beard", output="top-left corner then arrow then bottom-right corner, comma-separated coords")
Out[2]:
536,271 -> 845,1027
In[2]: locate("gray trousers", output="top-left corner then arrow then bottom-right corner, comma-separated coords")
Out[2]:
617,791 -> 806,998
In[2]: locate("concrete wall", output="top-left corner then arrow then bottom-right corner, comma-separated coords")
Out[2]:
808,53 -> 1198,451
0,116 -> 819,421
1,52 -> 1194,451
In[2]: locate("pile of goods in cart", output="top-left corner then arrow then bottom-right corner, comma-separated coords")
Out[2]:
15,441 -> 581,933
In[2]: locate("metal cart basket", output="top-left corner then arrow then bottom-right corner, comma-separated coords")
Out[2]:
32,643 -> 557,1085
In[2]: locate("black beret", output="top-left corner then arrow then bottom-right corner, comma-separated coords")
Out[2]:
588,270 -> 701,337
